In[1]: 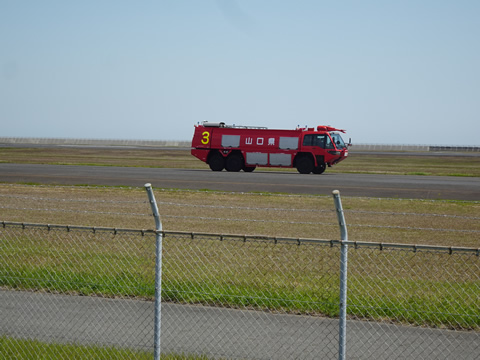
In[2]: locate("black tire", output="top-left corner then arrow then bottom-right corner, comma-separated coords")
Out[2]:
313,163 -> 326,174
296,156 -> 314,174
225,153 -> 244,172
208,152 -> 225,171
243,166 -> 256,172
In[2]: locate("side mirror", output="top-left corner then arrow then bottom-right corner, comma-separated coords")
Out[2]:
348,138 -> 352,147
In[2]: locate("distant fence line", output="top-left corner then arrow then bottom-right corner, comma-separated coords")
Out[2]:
0,137 -> 191,148
0,137 -> 479,152
355,144 -> 480,152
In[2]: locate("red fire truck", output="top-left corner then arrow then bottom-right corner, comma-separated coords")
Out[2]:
191,121 -> 349,174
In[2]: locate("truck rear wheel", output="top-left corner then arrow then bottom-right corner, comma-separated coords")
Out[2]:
243,166 -> 256,172
208,152 -> 225,171
225,153 -> 244,172
296,156 -> 314,174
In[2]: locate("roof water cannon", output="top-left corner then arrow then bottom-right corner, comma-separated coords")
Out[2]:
317,125 -> 346,133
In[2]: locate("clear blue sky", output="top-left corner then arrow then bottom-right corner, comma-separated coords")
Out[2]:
1,1 -> 479,145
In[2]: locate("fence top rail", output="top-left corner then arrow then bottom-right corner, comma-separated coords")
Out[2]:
2,221 -> 479,255
0,221 -> 156,235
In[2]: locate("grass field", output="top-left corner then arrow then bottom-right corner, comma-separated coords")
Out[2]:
0,337 -> 210,360
0,183 -> 478,247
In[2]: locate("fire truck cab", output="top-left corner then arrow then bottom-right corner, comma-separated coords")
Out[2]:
191,121 -> 349,174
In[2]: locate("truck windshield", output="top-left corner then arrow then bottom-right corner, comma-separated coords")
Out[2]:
330,133 -> 346,149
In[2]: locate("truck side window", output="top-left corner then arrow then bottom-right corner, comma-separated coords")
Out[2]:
303,135 -> 314,146
304,134 -> 328,148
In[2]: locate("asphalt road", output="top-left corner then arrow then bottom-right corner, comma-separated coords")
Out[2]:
0,163 -> 479,200
2,290 -> 478,359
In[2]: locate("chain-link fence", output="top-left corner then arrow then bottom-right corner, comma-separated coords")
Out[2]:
0,223 -> 157,359
1,221 -> 479,359
343,242 -> 480,359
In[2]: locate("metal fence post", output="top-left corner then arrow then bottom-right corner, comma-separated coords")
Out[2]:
332,190 -> 348,360
145,183 -> 163,360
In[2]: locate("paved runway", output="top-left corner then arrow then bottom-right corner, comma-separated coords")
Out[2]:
0,163 -> 478,200
1,290 -> 478,359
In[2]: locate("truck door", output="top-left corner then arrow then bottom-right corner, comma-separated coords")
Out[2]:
301,133 -> 332,170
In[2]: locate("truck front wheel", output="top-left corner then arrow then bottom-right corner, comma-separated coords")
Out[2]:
296,156 -> 314,174
208,152 -> 225,171
225,153 -> 244,172
313,163 -> 326,174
